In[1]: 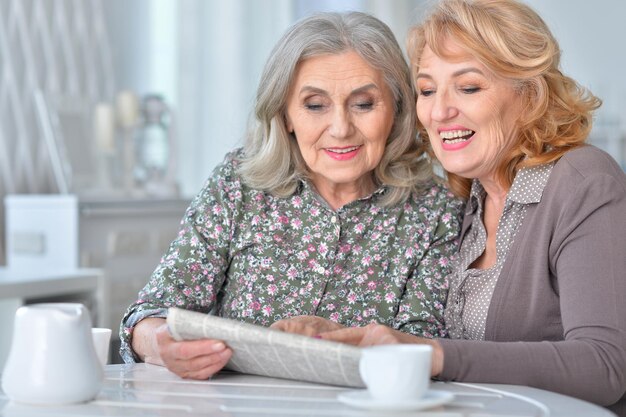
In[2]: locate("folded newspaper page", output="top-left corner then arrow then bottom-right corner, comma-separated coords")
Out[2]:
167,307 -> 364,387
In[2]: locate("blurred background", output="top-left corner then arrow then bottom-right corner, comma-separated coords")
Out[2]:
0,0 -> 624,364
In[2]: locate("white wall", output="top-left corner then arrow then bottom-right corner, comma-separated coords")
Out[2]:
102,0 -> 428,197
102,1 -> 626,197
524,0 -> 626,118
524,0 -> 626,167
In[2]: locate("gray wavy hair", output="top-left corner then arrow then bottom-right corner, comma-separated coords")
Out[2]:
238,11 -> 433,206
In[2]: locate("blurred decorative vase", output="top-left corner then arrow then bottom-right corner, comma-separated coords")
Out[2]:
1,303 -> 103,405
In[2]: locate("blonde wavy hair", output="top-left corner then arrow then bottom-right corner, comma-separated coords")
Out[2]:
407,0 -> 601,198
238,11 -> 432,207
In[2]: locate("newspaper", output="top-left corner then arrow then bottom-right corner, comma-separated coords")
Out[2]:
166,307 -> 364,387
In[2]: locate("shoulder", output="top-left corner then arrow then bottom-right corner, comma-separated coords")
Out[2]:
552,145 -> 626,186
540,145 -> 626,216
408,181 -> 464,213
191,148 -> 251,210
197,148 -> 247,193
404,181 -> 464,232
208,148 -> 246,182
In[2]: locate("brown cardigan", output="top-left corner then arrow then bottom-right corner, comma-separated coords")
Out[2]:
439,145 -> 626,415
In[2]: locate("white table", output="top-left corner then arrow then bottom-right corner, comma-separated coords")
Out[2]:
0,267 -> 104,369
0,363 -> 615,416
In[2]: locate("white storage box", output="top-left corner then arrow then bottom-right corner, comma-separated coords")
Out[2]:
5,194 -> 79,271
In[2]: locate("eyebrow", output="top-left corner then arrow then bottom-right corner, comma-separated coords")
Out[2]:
299,83 -> 379,96
416,67 -> 485,80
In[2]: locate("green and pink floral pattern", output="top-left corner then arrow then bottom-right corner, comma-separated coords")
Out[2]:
120,150 -> 463,362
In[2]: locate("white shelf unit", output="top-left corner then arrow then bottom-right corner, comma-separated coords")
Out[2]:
5,195 -> 189,362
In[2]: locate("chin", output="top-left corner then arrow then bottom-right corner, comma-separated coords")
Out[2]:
437,156 -> 478,177
440,165 -> 474,180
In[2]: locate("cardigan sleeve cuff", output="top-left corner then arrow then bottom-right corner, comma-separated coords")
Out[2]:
437,338 -> 462,381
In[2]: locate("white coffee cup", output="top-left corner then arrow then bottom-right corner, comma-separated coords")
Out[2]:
359,344 -> 432,403
92,328 -> 112,366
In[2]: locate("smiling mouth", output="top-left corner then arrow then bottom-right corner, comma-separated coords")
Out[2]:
326,145 -> 361,154
440,129 -> 475,144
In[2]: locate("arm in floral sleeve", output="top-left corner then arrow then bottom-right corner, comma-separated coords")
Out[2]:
119,151 -> 244,362
392,185 -> 463,338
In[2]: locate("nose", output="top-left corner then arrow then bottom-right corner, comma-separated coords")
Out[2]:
430,90 -> 458,122
328,107 -> 354,138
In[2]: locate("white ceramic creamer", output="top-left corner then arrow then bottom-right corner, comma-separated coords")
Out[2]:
1,303 -> 103,405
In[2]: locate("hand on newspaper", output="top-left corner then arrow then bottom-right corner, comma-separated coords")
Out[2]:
269,315 -> 345,336
319,323 -> 444,376
134,317 -> 233,379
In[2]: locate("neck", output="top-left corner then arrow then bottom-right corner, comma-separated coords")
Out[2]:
478,175 -> 509,226
311,176 -> 376,211
478,175 -> 508,206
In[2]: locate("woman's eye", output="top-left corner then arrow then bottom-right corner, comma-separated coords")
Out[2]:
304,103 -> 325,111
461,86 -> 481,94
419,89 -> 435,97
354,101 -> 374,110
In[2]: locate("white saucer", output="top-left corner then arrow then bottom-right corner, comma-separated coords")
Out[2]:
337,389 -> 454,412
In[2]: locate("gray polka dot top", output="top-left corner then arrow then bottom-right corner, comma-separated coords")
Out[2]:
444,163 -> 554,340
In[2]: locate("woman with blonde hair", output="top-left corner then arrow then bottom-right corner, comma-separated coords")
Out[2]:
321,0 -> 626,414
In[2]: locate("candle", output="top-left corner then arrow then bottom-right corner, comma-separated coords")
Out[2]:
115,90 -> 140,129
93,103 -> 115,153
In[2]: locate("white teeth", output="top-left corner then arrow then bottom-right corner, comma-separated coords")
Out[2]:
445,138 -> 468,144
440,130 -> 474,140
328,146 -> 359,154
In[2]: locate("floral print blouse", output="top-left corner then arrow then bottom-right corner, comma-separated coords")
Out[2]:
120,149 -> 463,363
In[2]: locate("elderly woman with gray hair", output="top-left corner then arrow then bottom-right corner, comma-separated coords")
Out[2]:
120,11 -> 463,379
